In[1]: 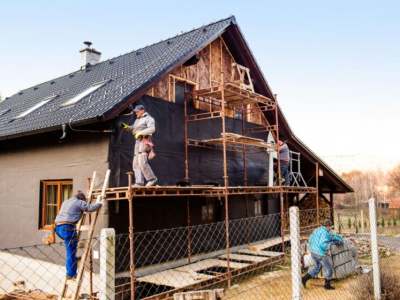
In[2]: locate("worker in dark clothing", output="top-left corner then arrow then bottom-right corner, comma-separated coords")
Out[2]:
278,140 -> 290,186
302,219 -> 343,290
54,191 -> 102,279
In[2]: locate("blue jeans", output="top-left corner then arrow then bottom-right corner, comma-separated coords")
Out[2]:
280,161 -> 290,186
308,252 -> 333,280
55,224 -> 78,277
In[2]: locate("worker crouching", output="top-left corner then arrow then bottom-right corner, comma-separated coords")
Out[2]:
302,219 -> 343,290
122,104 -> 158,187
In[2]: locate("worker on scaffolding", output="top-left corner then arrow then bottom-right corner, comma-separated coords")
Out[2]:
278,140 -> 290,186
122,104 -> 158,187
302,219 -> 343,290
54,191 -> 102,279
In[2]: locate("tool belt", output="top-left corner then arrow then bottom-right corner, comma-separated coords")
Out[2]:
138,135 -> 156,160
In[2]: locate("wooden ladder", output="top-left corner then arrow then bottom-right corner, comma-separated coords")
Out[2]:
60,169 -> 111,300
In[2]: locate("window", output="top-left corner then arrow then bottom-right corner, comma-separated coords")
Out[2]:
15,95 -> 57,119
0,108 -> 11,117
62,81 -> 106,106
40,180 -> 73,229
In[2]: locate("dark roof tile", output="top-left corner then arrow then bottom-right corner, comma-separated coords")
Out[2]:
0,17 -> 235,140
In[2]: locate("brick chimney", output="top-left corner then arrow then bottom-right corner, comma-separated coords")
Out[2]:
80,41 -> 101,68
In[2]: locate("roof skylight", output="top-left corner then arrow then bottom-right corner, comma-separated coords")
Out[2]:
15,95 -> 57,119
62,81 -> 106,106
0,108 -> 11,117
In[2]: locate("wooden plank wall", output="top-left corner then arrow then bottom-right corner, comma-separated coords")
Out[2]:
145,37 -> 262,124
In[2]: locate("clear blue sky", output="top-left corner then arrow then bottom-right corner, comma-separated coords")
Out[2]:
1,0 -> 399,172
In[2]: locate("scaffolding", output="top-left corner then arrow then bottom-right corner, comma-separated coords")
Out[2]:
94,68 -> 322,300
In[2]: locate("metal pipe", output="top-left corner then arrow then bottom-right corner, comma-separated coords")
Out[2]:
127,172 -> 135,300
220,72 -> 231,287
274,95 -> 285,252
186,198 -> 192,263
184,91 -> 189,182
241,103 -> 248,186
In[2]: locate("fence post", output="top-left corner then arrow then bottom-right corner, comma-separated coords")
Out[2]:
290,206 -> 302,300
369,198 -> 381,300
100,228 -> 115,300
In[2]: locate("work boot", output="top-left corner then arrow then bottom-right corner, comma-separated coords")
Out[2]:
145,178 -> 158,187
324,279 -> 335,290
302,273 -> 312,287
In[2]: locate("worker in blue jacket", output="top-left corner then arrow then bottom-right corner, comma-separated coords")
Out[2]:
302,219 -> 343,290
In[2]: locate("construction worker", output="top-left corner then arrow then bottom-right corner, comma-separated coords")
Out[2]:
302,219 -> 343,290
54,191 -> 102,279
122,104 -> 158,187
278,140 -> 290,186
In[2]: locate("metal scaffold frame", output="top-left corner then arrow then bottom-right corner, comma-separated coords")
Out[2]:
91,70 -> 321,300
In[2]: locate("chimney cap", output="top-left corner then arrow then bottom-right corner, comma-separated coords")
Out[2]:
80,41 -> 101,55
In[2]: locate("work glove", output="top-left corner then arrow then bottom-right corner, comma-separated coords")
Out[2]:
134,131 -> 142,139
121,122 -> 129,129
95,195 -> 103,205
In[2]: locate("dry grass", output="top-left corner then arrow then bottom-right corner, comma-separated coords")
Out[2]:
353,255 -> 400,300
224,255 -> 400,300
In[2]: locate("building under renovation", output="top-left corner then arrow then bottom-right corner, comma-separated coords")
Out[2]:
0,16 -> 352,299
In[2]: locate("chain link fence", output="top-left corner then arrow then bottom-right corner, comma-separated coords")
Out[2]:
1,203 -> 397,299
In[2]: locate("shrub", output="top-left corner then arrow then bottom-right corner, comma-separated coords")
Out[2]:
354,267 -> 400,300
348,218 -> 352,228
382,217 -> 386,227
393,218 -> 397,226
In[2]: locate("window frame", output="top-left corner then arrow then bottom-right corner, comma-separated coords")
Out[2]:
61,81 -> 107,106
40,179 -> 73,230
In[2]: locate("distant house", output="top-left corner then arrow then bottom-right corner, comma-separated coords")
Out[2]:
0,16 -> 352,250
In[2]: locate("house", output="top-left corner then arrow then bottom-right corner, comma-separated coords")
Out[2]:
0,17 -> 352,297
0,15 -> 354,298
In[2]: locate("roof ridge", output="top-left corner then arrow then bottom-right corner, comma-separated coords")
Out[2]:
5,16 -> 235,100
96,16 -> 235,67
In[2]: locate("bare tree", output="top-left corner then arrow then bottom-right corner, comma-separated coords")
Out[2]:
337,170 -> 383,208
388,164 -> 400,193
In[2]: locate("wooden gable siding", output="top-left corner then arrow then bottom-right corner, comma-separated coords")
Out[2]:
146,37 -> 262,124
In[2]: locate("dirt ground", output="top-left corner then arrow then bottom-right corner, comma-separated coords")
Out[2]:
223,253 -> 400,300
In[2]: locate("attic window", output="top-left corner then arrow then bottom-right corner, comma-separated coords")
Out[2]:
62,81 -> 106,106
0,108 -> 11,117
15,95 -> 57,119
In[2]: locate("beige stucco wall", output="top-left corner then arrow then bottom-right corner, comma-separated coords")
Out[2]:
0,134 -> 109,248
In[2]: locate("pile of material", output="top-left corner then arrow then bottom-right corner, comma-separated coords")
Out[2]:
0,282 -> 56,300
0,290 -> 56,300
347,235 -> 392,258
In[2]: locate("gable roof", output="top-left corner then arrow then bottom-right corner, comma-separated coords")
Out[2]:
0,16 -> 352,193
0,17 -> 235,140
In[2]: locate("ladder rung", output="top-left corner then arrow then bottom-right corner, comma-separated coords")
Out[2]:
79,225 -> 90,231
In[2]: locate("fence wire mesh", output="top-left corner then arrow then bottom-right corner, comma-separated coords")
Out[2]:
0,206 -> 398,300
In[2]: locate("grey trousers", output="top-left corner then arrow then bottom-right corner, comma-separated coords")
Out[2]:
133,140 -> 156,184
